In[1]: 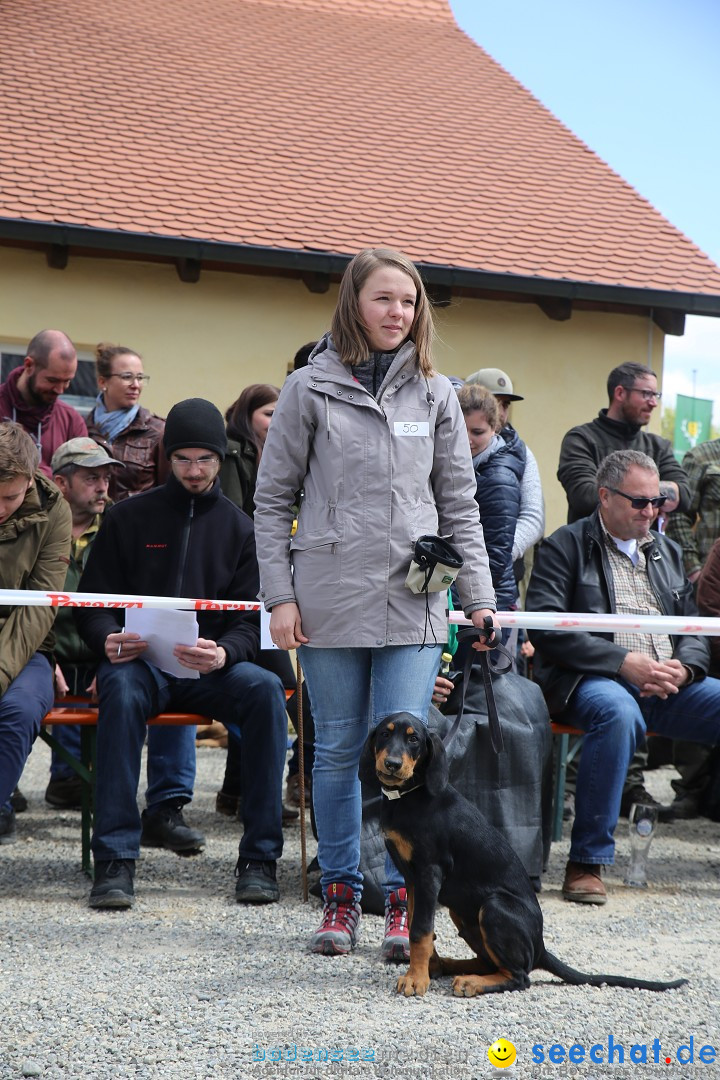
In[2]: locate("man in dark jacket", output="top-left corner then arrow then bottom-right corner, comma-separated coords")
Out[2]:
76,399 -> 288,909
557,362 -> 689,524
527,450 -> 720,905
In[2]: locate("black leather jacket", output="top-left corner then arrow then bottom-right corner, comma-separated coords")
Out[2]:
526,509 -> 710,715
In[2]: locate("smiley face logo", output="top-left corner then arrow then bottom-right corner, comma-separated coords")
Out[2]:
487,1038 -> 517,1068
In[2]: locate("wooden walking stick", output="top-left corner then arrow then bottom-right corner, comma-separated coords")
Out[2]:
296,654 -> 308,902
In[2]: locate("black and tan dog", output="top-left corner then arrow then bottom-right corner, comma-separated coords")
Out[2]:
360,713 -> 687,998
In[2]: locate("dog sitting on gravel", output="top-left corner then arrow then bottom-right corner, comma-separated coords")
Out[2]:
360,714 -> 687,998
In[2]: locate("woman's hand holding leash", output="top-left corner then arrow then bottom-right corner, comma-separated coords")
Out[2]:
468,609 -> 500,651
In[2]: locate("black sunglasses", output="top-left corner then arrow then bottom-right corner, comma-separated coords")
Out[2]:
607,487 -> 667,510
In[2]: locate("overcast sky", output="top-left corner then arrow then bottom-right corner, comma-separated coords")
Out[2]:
449,0 -> 720,411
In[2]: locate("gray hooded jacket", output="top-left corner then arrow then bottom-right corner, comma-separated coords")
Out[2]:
254,335 -> 496,648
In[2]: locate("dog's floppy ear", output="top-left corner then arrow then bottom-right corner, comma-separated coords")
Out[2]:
424,731 -> 450,796
358,727 -> 380,787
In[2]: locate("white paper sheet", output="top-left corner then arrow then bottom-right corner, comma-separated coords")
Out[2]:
125,607 -> 200,679
260,607 -> 278,650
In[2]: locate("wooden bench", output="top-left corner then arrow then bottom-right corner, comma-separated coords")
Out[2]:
39,700 -> 213,874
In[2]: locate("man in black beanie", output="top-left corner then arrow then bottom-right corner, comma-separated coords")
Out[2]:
75,398 -> 288,908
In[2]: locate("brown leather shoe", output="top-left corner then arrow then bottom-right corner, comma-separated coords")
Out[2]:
562,860 -> 607,905
286,772 -> 310,808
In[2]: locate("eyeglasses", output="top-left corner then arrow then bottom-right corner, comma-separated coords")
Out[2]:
171,454 -> 219,469
607,487 -> 668,510
625,386 -> 661,402
109,373 -> 150,385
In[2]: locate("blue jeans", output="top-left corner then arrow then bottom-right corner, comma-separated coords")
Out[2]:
50,721 -> 193,789
91,658 -> 288,863
299,645 -> 441,899
50,662 -> 94,780
0,653 -> 54,809
568,675 -> 720,864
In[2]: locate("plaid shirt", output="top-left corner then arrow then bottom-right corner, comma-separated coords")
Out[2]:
665,438 -> 720,575
600,518 -> 673,660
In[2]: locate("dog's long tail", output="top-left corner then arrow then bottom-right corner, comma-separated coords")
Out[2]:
539,950 -> 687,992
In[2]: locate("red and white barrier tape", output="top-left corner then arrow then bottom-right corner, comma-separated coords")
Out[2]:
0,589 -> 261,612
2,590 -> 720,637
448,610 -> 720,637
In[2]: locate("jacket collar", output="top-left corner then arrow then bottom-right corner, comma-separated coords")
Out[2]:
499,423 -> 521,450
308,333 -> 418,390
596,408 -> 643,439
163,472 -> 222,511
2,366 -> 55,425
584,507 -> 659,560
0,470 -> 58,539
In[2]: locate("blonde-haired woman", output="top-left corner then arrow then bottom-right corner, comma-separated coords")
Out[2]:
254,248 -> 498,959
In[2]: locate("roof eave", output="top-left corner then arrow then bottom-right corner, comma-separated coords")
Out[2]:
2,218 -> 719,318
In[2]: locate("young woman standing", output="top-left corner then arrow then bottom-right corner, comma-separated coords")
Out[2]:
254,248 -> 497,958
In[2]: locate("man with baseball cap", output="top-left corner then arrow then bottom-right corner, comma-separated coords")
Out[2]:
465,367 -> 544,581
44,438 -> 124,808
50,436 -> 121,475
466,367 -> 524,413
75,399 -> 288,910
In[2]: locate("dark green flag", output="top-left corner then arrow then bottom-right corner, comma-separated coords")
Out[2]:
674,394 -> 713,462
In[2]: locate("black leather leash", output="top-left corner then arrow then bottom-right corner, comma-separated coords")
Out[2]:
442,618 -> 512,753
362,619 -> 510,812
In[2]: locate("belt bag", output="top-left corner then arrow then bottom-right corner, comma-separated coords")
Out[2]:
405,534 -> 464,594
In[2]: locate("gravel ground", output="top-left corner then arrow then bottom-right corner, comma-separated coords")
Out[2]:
2,741 -> 719,1080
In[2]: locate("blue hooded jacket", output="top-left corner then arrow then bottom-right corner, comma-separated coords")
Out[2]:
472,427 -> 526,608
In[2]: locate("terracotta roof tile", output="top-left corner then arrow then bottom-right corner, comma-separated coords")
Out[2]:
1,0 -> 719,295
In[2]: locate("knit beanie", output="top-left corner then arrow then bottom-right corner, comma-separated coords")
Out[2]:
163,398 -> 227,460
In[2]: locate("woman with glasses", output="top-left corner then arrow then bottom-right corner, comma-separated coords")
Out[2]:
86,342 -> 169,501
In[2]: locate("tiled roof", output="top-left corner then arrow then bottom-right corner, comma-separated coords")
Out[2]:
2,0 -> 720,296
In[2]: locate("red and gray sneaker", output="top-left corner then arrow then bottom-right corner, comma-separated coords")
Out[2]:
382,888 -> 410,962
309,882 -> 362,955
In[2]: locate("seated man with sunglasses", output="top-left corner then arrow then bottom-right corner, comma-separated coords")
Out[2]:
527,450 -> 720,905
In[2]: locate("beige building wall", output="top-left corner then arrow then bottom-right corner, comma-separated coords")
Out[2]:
1,245 -> 665,534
